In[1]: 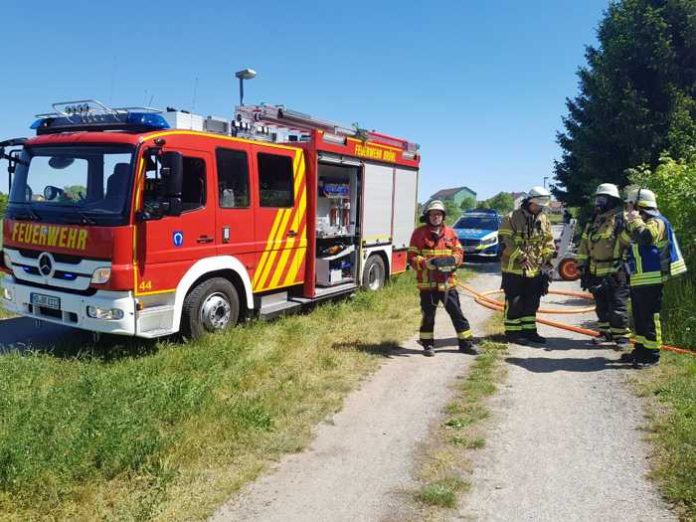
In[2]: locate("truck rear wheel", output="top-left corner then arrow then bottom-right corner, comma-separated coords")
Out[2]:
362,255 -> 386,291
558,258 -> 580,281
181,277 -> 240,340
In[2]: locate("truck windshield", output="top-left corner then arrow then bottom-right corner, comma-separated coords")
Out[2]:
453,216 -> 499,230
8,145 -> 134,226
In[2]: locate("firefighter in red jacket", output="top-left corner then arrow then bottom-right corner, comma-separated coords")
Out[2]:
408,200 -> 477,357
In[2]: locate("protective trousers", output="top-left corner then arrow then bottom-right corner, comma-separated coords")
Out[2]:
630,284 -> 663,362
502,273 -> 542,338
419,290 -> 472,347
588,274 -> 630,341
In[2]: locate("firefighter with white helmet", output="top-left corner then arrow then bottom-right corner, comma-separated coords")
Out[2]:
618,187 -> 687,367
408,200 -> 477,357
498,186 -> 556,344
576,183 -> 632,348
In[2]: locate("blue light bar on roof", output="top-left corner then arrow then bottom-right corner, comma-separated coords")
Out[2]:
30,112 -> 170,134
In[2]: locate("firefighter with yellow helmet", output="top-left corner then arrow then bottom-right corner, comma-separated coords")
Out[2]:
576,183 -> 632,348
498,186 -> 556,344
408,200 -> 477,357
620,188 -> 687,368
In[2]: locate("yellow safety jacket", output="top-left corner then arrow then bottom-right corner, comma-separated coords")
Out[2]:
498,208 -> 555,277
576,209 -> 630,276
621,213 -> 687,287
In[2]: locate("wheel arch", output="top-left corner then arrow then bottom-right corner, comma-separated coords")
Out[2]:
173,256 -> 254,331
361,246 -> 392,280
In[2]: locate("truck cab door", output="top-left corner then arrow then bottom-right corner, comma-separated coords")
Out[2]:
250,145 -> 307,293
134,149 -> 216,297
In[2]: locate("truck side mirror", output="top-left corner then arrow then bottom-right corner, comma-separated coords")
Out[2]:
160,151 -> 183,217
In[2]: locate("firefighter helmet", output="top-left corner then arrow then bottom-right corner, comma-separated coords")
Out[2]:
527,186 -> 551,207
595,183 -> 621,199
636,188 -> 657,209
424,200 -> 446,216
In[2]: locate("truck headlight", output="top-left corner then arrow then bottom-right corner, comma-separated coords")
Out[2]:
3,252 -> 12,269
86,306 -> 124,320
91,267 -> 111,284
3,287 -> 13,301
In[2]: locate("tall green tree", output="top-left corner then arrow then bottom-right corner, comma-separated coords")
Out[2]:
459,195 -> 476,211
554,0 -> 696,206
485,192 -> 515,214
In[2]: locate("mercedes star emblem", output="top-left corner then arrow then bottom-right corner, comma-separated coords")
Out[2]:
38,253 -> 54,278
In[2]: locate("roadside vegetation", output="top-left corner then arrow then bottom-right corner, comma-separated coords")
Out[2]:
413,315 -> 507,516
0,270 -> 438,521
628,156 -> 696,520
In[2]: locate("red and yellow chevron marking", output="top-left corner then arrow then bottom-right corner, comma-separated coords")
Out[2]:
252,151 -> 308,292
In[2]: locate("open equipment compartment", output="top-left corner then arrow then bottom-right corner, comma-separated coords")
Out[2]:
315,162 -> 360,287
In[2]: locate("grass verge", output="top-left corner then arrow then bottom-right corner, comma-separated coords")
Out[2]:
413,313 -> 507,517
0,271 -> 428,521
630,352 -> 696,521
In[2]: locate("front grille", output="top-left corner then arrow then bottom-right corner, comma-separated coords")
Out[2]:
18,249 -> 107,264
459,239 -> 480,247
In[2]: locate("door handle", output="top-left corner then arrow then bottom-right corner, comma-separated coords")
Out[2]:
197,235 -> 214,244
287,230 -> 297,238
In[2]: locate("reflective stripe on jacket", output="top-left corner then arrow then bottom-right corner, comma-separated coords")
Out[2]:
624,213 -> 687,287
408,225 -> 463,291
576,209 -> 630,276
498,208 -> 555,277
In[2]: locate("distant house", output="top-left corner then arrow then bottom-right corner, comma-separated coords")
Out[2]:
511,191 -> 528,209
548,200 -> 565,215
428,186 -> 477,208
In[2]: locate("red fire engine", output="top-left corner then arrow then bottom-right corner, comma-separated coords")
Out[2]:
0,100 -> 419,338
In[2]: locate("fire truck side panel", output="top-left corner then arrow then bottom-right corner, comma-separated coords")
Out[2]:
361,163 -> 394,247
391,250 -> 408,274
392,167 -> 418,250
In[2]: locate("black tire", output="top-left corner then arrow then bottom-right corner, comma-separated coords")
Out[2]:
361,255 -> 386,291
181,277 -> 240,340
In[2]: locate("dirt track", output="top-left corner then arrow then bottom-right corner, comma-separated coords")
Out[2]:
212,265 -> 674,521
459,278 -> 674,521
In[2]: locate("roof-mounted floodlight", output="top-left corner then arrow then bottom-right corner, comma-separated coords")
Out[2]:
235,68 -> 257,107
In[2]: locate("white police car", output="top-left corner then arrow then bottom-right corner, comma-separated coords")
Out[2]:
452,209 -> 502,259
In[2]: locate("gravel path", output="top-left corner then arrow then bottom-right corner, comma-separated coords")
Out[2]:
211,266 -> 674,522
459,278 -> 674,521
211,267 -> 499,522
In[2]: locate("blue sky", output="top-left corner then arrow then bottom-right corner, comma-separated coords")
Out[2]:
1,0 -> 608,201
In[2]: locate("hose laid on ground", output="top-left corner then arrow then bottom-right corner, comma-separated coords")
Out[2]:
457,282 -> 696,357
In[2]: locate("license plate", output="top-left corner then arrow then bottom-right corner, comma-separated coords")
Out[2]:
31,293 -> 61,310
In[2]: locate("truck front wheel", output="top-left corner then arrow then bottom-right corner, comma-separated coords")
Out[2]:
362,255 -> 386,291
181,277 -> 240,340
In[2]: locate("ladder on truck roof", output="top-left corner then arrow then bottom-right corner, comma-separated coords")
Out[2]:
235,104 -> 419,152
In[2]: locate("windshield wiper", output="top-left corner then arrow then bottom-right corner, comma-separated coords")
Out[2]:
12,207 -> 42,221
64,210 -> 97,225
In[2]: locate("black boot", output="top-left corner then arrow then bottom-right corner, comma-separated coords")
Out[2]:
423,344 -> 435,357
458,339 -> 480,355
525,332 -> 547,344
